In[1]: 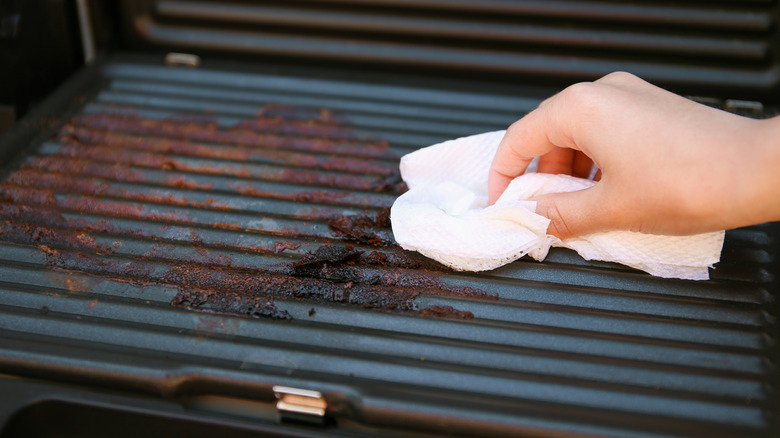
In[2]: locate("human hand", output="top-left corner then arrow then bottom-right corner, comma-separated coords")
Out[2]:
488,72 -> 780,239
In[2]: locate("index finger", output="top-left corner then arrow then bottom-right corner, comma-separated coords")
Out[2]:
488,107 -> 561,204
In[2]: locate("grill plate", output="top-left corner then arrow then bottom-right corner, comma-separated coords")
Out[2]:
0,56 -> 778,438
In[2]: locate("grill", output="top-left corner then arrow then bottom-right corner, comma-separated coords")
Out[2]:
0,55 -> 778,437
6,0 -> 780,432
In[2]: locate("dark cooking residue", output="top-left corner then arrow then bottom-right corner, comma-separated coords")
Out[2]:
0,104 -> 491,321
323,210 -> 394,247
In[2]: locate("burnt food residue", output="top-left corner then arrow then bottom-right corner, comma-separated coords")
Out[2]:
0,104 -> 494,321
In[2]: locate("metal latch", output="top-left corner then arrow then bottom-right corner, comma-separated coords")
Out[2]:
273,385 -> 328,425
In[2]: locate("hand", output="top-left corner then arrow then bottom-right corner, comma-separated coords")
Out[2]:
488,72 -> 780,239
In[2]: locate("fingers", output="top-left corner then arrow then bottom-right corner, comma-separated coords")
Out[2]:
488,89 -> 600,204
536,147 -> 575,175
572,151 -> 595,179
488,108 -> 561,204
488,76 -> 618,236
487,170 -> 516,206
488,80 -> 608,203
535,148 -> 595,178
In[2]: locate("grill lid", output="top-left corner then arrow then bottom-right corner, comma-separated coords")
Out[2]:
115,0 -> 780,101
0,56 -> 778,437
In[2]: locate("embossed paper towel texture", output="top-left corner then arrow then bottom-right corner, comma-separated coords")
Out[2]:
390,131 -> 724,280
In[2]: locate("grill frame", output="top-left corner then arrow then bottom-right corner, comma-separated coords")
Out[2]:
0,54 -> 778,438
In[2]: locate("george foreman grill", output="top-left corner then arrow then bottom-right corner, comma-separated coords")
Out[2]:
0,1 -> 779,437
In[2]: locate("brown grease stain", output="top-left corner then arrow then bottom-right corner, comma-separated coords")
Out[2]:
0,104 -> 490,322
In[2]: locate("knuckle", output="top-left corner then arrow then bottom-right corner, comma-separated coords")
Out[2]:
550,208 -> 575,240
540,200 -> 575,240
598,71 -> 639,84
559,82 -> 600,109
505,119 -> 524,137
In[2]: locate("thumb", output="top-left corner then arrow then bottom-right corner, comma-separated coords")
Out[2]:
532,186 -> 606,240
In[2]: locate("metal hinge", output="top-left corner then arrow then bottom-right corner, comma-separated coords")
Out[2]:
165,52 -> 201,68
688,96 -> 766,118
273,385 -> 328,425
723,99 -> 764,118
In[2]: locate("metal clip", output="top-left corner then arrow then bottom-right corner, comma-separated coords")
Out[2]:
165,52 -> 201,68
273,385 -> 327,425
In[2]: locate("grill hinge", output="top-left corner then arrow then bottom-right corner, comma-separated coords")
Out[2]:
273,385 -> 328,425
687,96 -> 767,118
165,52 -> 201,68
723,99 -> 764,118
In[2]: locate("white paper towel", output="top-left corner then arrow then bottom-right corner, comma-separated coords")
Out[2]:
390,131 -> 725,280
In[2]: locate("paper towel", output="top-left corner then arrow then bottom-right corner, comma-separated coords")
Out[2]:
390,131 -> 725,280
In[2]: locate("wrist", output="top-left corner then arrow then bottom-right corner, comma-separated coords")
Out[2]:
734,117 -> 780,227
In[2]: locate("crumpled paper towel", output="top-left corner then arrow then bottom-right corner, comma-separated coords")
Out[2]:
390,130 -> 724,280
